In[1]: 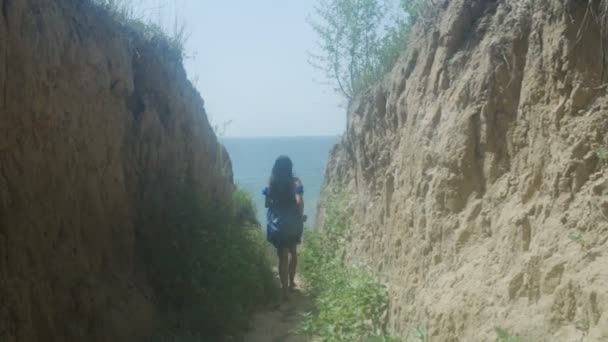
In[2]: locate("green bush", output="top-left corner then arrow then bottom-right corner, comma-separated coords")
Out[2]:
144,188 -> 277,341
299,189 -> 397,341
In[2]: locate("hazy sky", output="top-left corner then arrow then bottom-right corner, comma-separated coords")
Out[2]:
137,0 -> 345,137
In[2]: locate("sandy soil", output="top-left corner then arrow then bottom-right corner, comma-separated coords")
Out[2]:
242,284 -> 314,342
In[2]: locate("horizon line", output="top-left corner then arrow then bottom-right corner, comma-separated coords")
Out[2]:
221,134 -> 342,139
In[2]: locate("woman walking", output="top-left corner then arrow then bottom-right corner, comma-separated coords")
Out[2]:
263,155 -> 305,299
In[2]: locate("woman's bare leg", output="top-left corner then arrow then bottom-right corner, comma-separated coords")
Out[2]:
278,247 -> 289,297
288,245 -> 297,289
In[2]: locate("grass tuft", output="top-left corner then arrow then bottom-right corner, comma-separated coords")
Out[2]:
595,146 -> 608,161
495,327 -> 522,342
89,0 -> 190,60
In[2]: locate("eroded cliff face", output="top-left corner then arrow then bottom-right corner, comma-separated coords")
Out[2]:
320,0 -> 608,340
0,1 -> 232,341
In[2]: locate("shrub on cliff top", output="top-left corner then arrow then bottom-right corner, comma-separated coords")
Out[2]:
308,0 -> 425,102
89,0 -> 189,60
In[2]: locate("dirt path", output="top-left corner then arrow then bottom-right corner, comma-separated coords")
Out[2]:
242,284 -> 314,342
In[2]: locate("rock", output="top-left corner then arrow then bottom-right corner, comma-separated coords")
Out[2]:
0,1 -> 232,341
319,0 -> 608,340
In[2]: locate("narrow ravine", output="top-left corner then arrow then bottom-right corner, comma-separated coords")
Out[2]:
3,0 -> 608,341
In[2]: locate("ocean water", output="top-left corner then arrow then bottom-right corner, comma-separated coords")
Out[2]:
223,136 -> 339,225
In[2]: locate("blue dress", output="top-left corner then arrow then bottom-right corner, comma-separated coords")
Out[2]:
263,179 -> 304,248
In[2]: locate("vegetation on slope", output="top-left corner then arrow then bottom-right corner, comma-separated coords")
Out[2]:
299,189 -> 400,341
299,189 -> 527,341
145,189 -> 277,341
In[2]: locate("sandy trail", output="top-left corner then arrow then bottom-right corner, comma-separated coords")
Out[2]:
242,284 -> 314,342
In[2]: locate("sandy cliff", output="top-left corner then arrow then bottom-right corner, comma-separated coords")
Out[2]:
0,1 -> 231,340
319,0 -> 608,340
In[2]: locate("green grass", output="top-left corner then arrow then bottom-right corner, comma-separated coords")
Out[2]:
495,327 -> 522,342
596,146 -> 608,161
575,319 -> 590,332
568,232 -> 587,248
89,0 -> 189,60
412,326 -> 428,342
298,189 -> 398,341
143,188 -> 277,341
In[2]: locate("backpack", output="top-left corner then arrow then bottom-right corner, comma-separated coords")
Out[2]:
263,179 -> 304,247
267,207 -> 303,244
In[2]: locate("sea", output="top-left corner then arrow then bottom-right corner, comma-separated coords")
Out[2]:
223,136 -> 339,225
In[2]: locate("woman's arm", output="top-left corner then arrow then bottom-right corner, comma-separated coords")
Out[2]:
296,193 -> 304,216
294,178 -> 304,216
263,187 -> 270,208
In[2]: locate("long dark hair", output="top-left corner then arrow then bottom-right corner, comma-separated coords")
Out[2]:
268,155 -> 296,208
